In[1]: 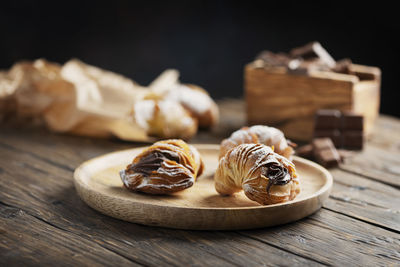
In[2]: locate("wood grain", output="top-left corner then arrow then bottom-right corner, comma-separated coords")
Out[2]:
240,209 -> 400,266
0,142 -> 321,266
338,115 -> 400,188
0,203 -> 138,266
0,99 -> 399,266
326,169 -> 400,232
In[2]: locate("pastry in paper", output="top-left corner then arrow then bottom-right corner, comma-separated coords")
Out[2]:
0,58 -> 219,141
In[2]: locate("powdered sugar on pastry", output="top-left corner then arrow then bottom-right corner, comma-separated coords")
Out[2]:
219,125 -> 293,159
165,84 -> 212,114
215,143 -> 300,205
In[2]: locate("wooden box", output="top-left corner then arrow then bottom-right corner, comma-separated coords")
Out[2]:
245,62 -> 381,141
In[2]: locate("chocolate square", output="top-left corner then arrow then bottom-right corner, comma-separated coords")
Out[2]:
312,137 -> 340,168
314,129 -> 342,147
312,137 -> 335,151
295,144 -> 314,159
341,111 -> 363,131
316,148 -> 341,168
342,130 -> 364,150
314,109 -> 342,129
289,42 -> 336,68
256,51 -> 290,67
332,58 -> 354,75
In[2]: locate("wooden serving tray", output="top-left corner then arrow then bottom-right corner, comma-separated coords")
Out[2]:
74,144 -> 332,230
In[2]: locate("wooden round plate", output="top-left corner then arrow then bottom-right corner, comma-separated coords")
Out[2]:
74,144 -> 332,230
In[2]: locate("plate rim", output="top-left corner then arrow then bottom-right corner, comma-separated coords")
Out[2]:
74,144 -> 333,211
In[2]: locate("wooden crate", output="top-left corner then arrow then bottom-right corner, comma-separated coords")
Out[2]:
245,63 -> 381,141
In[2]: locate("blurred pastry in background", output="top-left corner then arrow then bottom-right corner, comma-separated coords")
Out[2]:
133,99 -> 198,140
164,84 -> 219,128
0,59 -> 219,141
219,125 -> 294,159
147,69 -> 219,128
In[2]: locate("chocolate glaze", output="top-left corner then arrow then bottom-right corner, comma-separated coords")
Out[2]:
264,162 -> 291,194
128,150 -> 180,176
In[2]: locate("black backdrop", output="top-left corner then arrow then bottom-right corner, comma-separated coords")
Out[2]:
1,1 -> 399,117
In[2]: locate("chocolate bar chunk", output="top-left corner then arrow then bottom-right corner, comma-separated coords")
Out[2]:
314,109 -> 364,150
316,149 -> 341,168
332,58 -> 354,75
312,138 -> 340,168
313,137 -> 335,151
256,51 -> 291,67
314,109 -> 342,129
314,129 -> 342,147
290,42 -> 336,68
295,144 -> 313,159
341,111 -> 363,130
342,130 -> 364,149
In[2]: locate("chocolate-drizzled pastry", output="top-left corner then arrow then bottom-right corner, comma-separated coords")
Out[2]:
214,143 -> 300,205
120,139 -> 204,194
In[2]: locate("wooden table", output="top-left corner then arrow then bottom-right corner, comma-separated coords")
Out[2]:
1,100 -> 399,266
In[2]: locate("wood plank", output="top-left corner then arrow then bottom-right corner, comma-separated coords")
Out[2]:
325,169 -> 400,232
239,209 -> 400,266
370,114 -> 400,148
1,131 -> 397,266
1,114 -> 399,233
1,102 -> 400,265
338,114 -> 400,187
339,145 -> 400,188
0,146 -> 319,266
0,203 -> 139,266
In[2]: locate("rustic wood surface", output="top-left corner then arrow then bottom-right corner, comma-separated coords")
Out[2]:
1,99 -> 399,266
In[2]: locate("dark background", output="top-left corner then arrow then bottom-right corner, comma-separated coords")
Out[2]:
1,1 -> 399,117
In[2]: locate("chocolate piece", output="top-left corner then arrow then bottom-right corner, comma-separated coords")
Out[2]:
312,138 -> 340,168
316,149 -> 341,168
287,66 -> 310,75
300,58 -> 332,72
290,42 -> 336,68
342,130 -> 364,149
295,144 -> 314,159
355,71 -> 376,81
314,109 -> 364,150
314,129 -> 342,147
287,58 -> 309,75
256,51 -> 291,67
313,137 -> 335,151
341,111 -> 363,131
332,58 -> 354,75
314,109 -> 342,129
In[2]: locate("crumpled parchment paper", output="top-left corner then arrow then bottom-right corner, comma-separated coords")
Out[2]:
0,58 -> 210,141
